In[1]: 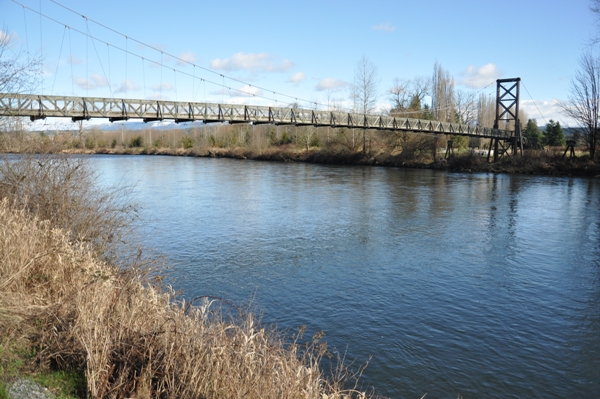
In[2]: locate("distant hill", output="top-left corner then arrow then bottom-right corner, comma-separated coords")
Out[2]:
32,119 -> 209,135
89,120 -> 206,132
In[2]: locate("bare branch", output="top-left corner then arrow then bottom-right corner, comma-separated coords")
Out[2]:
560,50 -> 600,158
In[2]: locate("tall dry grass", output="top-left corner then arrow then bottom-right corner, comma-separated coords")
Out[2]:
0,154 -> 372,399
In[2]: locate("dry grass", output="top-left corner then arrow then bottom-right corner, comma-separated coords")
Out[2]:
0,154 -> 372,399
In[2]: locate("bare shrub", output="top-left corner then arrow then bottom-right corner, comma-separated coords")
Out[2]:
0,153 -> 137,259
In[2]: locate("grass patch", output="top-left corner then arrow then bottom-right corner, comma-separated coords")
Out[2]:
0,382 -> 8,399
32,370 -> 86,399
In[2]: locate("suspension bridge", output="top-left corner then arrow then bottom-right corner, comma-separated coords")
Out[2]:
0,77 -> 524,161
1,0 -> 524,160
0,91 -> 517,141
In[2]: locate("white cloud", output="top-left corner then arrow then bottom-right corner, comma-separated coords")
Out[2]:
69,55 -> 83,65
74,74 -> 108,90
372,23 -> 396,32
0,29 -> 17,43
210,52 -> 295,73
236,84 -> 262,97
209,84 -> 263,99
460,63 -> 502,89
520,98 -> 575,126
210,88 -> 228,96
288,72 -> 306,83
152,82 -> 174,92
316,78 -> 347,91
115,79 -> 140,93
147,92 -> 171,101
177,51 -> 196,65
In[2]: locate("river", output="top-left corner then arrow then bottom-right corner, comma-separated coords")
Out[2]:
91,155 -> 600,399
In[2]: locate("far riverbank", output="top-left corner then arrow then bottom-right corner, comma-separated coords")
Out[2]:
53,145 -> 600,178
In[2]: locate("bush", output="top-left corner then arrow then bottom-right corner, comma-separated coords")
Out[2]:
180,136 -> 194,149
280,131 -> 292,145
130,136 -> 143,148
310,134 -> 321,147
84,137 -> 95,149
0,154 -> 136,258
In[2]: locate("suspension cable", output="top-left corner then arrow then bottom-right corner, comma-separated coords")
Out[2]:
50,25 -> 67,95
522,81 -> 548,126
68,26 -> 74,96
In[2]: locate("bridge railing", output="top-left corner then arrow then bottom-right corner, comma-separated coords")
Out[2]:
0,93 -> 515,139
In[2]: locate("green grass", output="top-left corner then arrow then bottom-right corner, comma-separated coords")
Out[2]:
32,370 -> 86,399
0,381 -> 8,399
1,344 -> 86,399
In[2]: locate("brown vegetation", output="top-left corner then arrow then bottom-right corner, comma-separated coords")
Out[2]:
445,149 -> 600,176
0,154 -> 372,399
2,120 -> 599,178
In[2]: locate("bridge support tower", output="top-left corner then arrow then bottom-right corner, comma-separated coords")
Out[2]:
488,78 -> 522,162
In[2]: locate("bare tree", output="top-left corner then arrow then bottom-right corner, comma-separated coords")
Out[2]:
0,27 -> 42,149
432,62 -> 455,122
350,56 -> 379,154
351,56 -> 379,114
389,78 -> 411,114
389,76 -> 430,118
0,27 -> 41,94
477,93 -> 495,128
561,50 -> 600,159
454,90 -> 477,124
591,0 -> 600,43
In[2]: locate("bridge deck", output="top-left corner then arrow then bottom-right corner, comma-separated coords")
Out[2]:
0,93 -> 515,139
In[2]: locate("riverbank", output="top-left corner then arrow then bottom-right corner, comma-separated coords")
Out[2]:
55,144 -> 600,177
3,124 -> 599,177
0,154 -> 372,399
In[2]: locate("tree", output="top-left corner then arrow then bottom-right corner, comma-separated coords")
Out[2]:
477,93 -> 495,128
543,120 -> 566,147
454,90 -> 477,125
351,56 -> 379,114
0,27 -> 40,94
561,51 -> 600,159
350,56 -> 379,154
388,76 -> 430,118
523,118 -> 543,148
432,62 -> 455,122
0,27 -> 41,150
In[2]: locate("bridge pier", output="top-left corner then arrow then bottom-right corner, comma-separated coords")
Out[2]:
563,140 -> 576,159
445,139 -> 454,158
487,136 -> 521,162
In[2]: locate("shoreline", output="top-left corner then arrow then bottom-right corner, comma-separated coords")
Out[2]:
44,146 -> 600,178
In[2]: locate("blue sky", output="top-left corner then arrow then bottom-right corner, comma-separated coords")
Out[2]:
1,0 -> 596,128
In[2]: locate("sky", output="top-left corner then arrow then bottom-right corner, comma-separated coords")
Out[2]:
0,0 -> 597,130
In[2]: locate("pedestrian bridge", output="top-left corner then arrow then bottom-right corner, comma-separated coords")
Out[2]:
0,93 -> 515,140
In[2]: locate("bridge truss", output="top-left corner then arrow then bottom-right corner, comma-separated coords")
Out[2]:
0,93 -> 517,140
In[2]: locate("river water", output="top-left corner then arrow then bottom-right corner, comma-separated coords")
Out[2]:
90,155 -> 600,399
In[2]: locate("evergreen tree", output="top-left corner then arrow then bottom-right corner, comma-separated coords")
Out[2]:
523,118 -> 543,148
421,104 -> 434,120
543,120 -> 565,147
